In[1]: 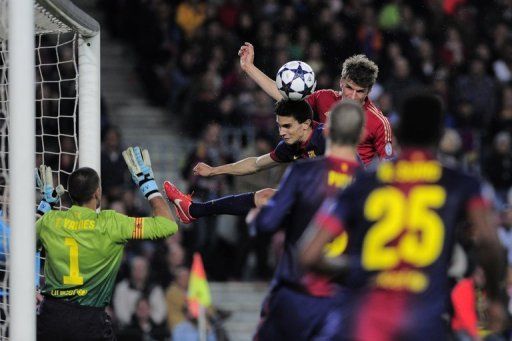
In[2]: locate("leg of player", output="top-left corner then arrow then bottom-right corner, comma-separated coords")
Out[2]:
163,181 -> 259,223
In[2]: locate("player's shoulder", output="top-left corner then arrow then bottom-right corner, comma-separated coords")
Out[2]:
365,101 -> 391,132
364,99 -> 383,114
293,156 -> 326,169
310,89 -> 340,99
39,208 -> 63,222
98,209 -> 124,220
364,100 -> 386,120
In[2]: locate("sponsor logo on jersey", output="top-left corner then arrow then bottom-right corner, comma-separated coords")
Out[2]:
385,142 -> 393,156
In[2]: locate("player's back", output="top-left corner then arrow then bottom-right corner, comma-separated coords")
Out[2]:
336,149 -> 485,340
36,206 -> 133,307
255,156 -> 360,294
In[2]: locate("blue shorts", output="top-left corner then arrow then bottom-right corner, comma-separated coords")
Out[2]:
254,286 -> 345,341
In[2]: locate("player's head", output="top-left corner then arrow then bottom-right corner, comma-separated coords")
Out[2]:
68,167 -> 101,207
396,92 -> 444,148
275,99 -> 313,145
340,54 -> 379,103
326,100 -> 365,146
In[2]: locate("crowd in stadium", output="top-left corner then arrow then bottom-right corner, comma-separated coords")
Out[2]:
55,0 -> 512,339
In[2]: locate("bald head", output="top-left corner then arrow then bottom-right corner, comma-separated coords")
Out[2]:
328,100 -> 365,146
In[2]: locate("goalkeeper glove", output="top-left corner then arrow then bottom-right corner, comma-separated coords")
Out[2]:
35,165 -> 65,215
122,146 -> 161,200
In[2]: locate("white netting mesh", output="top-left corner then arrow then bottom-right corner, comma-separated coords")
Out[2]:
0,30 -> 79,340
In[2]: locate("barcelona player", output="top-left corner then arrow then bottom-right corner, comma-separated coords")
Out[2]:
299,93 -> 506,340
164,99 -> 328,223
36,147 -> 178,340
239,42 -> 393,166
251,100 -> 364,340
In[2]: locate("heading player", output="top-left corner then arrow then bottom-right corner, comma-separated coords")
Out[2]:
299,93 -> 506,340
36,147 -> 178,340
251,100 -> 364,340
165,99 -> 327,223
239,42 -> 393,166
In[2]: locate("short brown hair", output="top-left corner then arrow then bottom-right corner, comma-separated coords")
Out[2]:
341,54 -> 379,89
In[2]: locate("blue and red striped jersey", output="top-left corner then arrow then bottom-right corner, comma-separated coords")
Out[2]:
270,122 -> 326,163
253,155 -> 360,296
314,148 -> 487,340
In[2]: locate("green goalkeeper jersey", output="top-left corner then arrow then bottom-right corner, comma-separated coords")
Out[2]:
36,205 -> 178,307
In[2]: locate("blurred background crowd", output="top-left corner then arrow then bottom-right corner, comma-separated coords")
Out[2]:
30,0 -> 512,339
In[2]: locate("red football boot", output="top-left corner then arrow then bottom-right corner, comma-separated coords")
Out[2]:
163,181 -> 196,224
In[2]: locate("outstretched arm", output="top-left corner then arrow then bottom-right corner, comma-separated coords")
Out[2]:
193,153 -> 279,177
239,42 -> 283,101
35,165 -> 65,218
123,146 -> 175,222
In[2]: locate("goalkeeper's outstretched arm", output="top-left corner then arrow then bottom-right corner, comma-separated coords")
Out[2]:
193,153 -> 279,177
123,146 -> 174,222
35,165 -> 65,218
239,42 -> 283,101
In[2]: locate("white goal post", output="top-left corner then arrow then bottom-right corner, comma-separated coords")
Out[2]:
0,0 -> 100,339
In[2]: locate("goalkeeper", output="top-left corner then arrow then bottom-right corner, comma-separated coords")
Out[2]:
36,147 -> 178,341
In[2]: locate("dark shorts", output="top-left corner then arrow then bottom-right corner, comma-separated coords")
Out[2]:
254,286 -> 341,341
37,297 -> 115,341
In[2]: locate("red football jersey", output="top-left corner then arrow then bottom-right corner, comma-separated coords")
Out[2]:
306,89 -> 394,165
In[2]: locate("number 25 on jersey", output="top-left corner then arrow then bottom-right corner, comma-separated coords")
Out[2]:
362,185 -> 446,271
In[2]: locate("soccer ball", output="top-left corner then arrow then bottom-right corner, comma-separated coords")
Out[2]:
275,61 -> 316,101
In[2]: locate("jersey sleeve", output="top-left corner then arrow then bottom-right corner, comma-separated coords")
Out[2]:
252,165 -> 299,233
269,141 -> 294,163
373,115 -> 394,160
105,211 -> 178,243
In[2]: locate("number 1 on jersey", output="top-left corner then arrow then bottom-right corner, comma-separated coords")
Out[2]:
63,237 -> 84,285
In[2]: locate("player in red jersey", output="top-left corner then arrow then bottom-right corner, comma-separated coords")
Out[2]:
239,42 -> 393,167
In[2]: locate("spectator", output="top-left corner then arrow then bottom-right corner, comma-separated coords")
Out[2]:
498,205 -> 512,267
118,297 -> 169,341
113,256 -> 167,328
181,123 -> 230,278
175,0 -> 207,39
455,58 -> 497,129
101,126 -> 128,201
484,132 -> 512,205
165,267 -> 217,341
384,57 -> 422,109
439,128 -> 463,168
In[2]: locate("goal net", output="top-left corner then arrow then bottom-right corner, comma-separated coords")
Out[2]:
0,0 -> 99,338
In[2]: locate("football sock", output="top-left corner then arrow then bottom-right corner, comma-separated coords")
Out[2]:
189,192 -> 256,218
